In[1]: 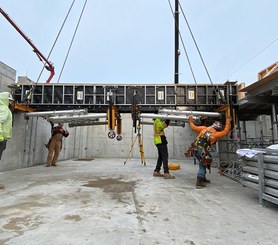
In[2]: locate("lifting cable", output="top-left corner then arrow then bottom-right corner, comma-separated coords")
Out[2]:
177,2 -> 233,123
168,0 -> 221,99
36,0 -> 76,83
167,0 -> 198,85
178,2 -> 215,88
57,0 -> 88,83
223,37 -> 278,81
25,0 -> 76,102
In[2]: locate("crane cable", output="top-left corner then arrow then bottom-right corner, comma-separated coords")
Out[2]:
168,0 -> 220,95
223,37 -> 278,81
35,0 -> 76,84
25,0 -> 76,103
178,2 -> 216,89
167,0 -> 197,85
57,0 -> 88,82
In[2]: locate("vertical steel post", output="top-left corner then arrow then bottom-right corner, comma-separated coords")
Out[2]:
174,0 -> 179,84
258,153 -> 265,206
272,104 -> 278,144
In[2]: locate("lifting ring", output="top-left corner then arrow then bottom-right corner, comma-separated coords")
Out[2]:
116,135 -> 122,141
108,131 -> 116,139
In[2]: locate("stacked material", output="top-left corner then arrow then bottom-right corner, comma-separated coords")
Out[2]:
240,147 -> 278,206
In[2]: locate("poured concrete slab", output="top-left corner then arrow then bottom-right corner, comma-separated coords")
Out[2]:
0,158 -> 277,245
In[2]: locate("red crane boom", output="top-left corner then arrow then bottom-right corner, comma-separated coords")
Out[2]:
0,7 -> 55,83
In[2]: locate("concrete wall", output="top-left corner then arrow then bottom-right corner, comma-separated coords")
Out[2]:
68,113 -> 195,160
0,61 -> 16,92
0,111 -> 273,172
0,112 -> 197,171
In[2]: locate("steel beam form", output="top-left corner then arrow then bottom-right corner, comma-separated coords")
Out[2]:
12,82 -> 238,113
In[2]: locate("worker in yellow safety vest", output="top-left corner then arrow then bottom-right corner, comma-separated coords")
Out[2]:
153,118 -> 175,179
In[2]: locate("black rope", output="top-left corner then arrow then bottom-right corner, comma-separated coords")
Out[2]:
57,0 -> 88,82
167,0 -> 198,85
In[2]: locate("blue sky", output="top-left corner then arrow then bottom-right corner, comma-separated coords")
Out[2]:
1,0 -> 277,86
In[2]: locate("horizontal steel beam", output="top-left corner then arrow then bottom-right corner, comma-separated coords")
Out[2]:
25,109 -> 88,118
48,113 -> 107,123
140,120 -> 185,127
69,121 -> 108,128
140,113 -> 199,121
159,109 -> 221,117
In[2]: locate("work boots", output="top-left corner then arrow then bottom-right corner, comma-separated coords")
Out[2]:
164,172 -> 175,179
153,171 -> 164,177
203,177 -> 211,184
196,176 -> 206,188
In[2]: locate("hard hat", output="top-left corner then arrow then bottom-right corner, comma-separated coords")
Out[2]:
212,121 -> 222,130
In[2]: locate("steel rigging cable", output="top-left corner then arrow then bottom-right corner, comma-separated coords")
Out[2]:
178,2 -> 215,88
57,0 -> 88,82
23,0 -> 76,103
36,0 -> 76,83
223,37 -> 278,81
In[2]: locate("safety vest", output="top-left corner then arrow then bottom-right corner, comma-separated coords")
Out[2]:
153,118 -> 165,145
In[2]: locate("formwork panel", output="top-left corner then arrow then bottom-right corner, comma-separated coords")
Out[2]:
32,85 -> 43,103
85,86 -> 94,94
156,86 -> 165,104
75,86 -> 84,104
43,86 -> 53,103
12,83 -> 239,112
64,86 -> 74,104
186,86 -> 196,105
54,86 -> 63,104
115,86 -> 125,104
136,87 -> 145,105
176,86 -> 186,104
96,86 -> 105,105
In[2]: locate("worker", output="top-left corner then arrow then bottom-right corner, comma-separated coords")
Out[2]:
0,92 -> 14,190
153,118 -> 175,179
189,116 -> 231,188
0,92 -> 13,160
46,122 -> 69,167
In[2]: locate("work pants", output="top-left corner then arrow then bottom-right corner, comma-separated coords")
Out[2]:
195,148 -> 207,178
47,139 -> 62,165
155,144 -> 169,173
0,140 -> 7,160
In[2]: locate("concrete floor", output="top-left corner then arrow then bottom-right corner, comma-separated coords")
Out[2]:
0,158 -> 277,245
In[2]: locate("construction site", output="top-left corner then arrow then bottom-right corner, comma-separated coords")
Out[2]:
1,59 -> 278,244
1,1 -> 278,245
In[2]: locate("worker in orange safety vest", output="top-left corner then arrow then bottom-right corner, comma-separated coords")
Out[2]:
189,116 -> 231,188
